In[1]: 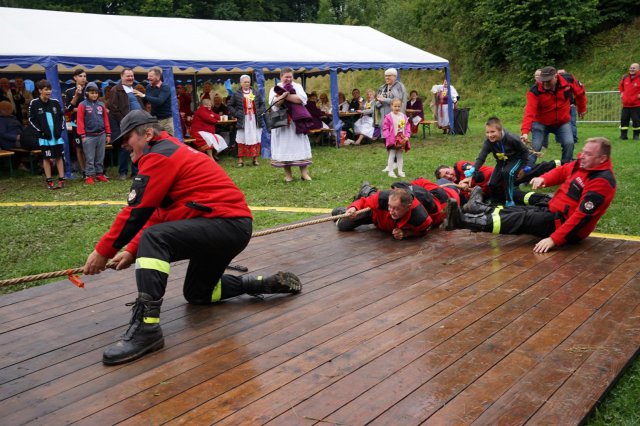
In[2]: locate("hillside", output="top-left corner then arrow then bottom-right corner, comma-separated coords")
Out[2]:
304,16 -> 640,128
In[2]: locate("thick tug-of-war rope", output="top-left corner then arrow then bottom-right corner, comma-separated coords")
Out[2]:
0,208 -> 371,288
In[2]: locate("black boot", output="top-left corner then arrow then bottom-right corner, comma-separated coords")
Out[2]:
242,271 -> 302,295
103,292 -> 164,365
354,180 -> 376,200
634,131 -> 640,141
620,129 -> 628,140
443,198 -> 462,231
461,212 -> 491,232
463,186 -> 493,214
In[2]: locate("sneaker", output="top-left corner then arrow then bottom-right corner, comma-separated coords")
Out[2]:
388,171 -> 398,178
57,178 -> 65,189
382,166 -> 389,172
119,174 -> 127,181
95,174 -> 109,183
85,176 -> 95,185
46,179 -> 55,190
398,171 -> 406,177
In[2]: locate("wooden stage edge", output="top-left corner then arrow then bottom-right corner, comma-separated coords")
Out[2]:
1,222 -> 639,425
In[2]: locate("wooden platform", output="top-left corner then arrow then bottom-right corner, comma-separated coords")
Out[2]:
1,221 -> 640,425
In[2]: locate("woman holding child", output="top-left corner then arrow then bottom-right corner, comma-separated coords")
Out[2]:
268,67 -> 313,182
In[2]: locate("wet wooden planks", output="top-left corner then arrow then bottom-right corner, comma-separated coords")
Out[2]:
0,221 -> 639,425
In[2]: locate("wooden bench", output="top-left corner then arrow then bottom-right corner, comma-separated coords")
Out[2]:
7,147 -> 42,174
419,120 -> 438,139
0,149 -> 15,176
308,128 -> 334,146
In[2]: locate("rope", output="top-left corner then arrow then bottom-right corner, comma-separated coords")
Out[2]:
0,208 -> 371,288
251,207 -> 370,237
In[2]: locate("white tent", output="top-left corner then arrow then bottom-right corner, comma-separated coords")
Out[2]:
0,7 -> 452,166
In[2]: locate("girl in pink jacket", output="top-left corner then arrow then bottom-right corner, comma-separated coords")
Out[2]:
382,98 -> 411,177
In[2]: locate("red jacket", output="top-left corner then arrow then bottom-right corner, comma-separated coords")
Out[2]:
521,73 -> 586,135
190,106 -> 220,150
348,190 -> 432,237
619,73 -> 640,108
410,178 -> 460,226
95,132 -> 252,258
454,160 -> 494,195
543,156 -> 615,246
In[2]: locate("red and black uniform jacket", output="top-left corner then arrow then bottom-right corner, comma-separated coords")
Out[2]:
521,73 -> 587,135
619,73 -> 640,108
544,156 -> 616,246
454,160 -> 493,195
95,132 -> 252,258
410,178 -> 460,226
348,190 -> 432,237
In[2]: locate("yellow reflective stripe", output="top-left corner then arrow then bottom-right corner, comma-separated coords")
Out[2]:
492,206 -> 503,234
524,192 -> 534,205
211,279 -> 222,302
143,317 -> 160,324
136,257 -> 170,274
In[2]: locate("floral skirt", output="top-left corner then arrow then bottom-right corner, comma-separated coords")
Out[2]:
238,143 -> 261,158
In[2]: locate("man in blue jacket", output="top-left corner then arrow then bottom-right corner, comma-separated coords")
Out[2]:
134,67 -> 174,135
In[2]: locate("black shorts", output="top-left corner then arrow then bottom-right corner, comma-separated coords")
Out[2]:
41,144 -> 64,159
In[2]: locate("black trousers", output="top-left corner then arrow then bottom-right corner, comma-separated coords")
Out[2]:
135,217 -> 252,303
489,205 -> 562,238
336,210 -> 374,232
621,107 -> 640,131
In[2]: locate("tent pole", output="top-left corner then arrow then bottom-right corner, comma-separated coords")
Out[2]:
329,69 -> 341,147
255,68 -> 270,159
163,67 -> 183,141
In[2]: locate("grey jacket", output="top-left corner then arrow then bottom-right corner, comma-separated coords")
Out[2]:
375,80 -> 408,123
227,87 -> 266,129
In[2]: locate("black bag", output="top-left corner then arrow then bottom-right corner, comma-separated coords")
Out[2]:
263,105 -> 288,130
453,107 -> 470,135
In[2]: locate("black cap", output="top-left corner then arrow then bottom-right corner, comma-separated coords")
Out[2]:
112,110 -> 158,145
539,66 -> 557,82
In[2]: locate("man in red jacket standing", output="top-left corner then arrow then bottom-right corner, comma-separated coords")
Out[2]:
445,137 -> 615,253
83,110 -> 301,366
619,63 -> 640,140
521,66 -> 587,167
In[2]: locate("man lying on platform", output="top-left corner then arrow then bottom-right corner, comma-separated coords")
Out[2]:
331,177 -> 461,239
444,137 -> 616,253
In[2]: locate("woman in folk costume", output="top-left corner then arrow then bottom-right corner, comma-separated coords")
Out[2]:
190,98 -> 220,160
268,67 -> 314,182
228,74 -> 266,167
431,79 -> 458,133
406,90 -> 424,135
350,89 -> 379,145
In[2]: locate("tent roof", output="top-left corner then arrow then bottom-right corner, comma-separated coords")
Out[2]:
0,7 -> 448,73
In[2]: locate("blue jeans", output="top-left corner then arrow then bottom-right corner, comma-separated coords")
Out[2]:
529,121 -> 574,167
